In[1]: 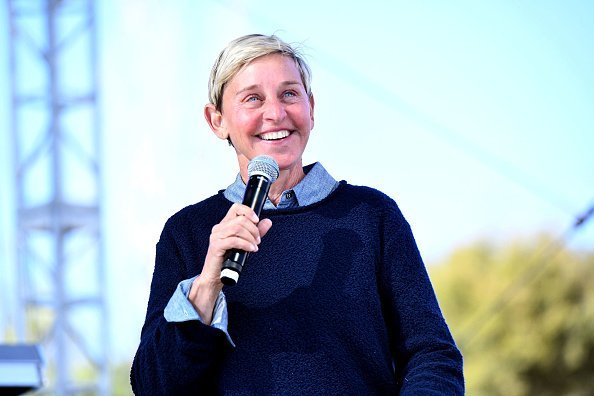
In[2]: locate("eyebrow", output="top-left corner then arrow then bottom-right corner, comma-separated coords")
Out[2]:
235,80 -> 303,96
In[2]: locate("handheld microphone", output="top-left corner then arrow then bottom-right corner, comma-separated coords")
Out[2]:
220,155 -> 279,286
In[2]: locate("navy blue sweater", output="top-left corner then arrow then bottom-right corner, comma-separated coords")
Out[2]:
131,182 -> 464,395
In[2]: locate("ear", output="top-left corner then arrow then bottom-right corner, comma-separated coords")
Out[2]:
308,93 -> 315,130
204,104 -> 228,140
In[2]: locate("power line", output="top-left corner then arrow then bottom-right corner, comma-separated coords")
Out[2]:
456,199 -> 594,349
214,0 -> 580,214
312,50 -> 578,214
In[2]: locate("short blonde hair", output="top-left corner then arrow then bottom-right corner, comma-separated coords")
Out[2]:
208,34 -> 312,111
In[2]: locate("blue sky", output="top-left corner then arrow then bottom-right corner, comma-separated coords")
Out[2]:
1,1 -> 593,362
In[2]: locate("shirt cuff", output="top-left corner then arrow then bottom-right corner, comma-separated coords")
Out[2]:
164,275 -> 235,346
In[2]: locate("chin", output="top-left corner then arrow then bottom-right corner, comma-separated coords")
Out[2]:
276,157 -> 304,172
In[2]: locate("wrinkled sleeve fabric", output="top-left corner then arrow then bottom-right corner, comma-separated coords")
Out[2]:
164,276 -> 235,346
379,199 -> 465,395
130,215 -> 232,395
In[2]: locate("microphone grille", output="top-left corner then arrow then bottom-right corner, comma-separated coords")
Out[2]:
248,155 -> 279,183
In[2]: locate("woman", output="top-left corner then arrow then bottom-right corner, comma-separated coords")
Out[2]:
131,34 -> 464,395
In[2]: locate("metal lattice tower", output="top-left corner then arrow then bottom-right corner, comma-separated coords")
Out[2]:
7,0 -> 109,394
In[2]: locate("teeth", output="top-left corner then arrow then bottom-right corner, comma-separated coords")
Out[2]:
260,130 -> 290,140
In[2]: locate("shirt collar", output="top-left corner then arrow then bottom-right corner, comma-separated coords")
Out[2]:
223,162 -> 338,210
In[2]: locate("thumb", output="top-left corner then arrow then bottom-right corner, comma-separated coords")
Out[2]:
257,218 -> 273,239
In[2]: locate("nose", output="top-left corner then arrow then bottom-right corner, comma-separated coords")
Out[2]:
262,98 -> 287,122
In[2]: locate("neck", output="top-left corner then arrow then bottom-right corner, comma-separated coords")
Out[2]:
267,166 -> 305,205
238,158 -> 305,206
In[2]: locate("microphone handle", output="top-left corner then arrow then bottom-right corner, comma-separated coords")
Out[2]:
220,175 -> 272,286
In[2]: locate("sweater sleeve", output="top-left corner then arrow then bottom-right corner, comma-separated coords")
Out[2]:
130,216 -> 231,395
380,202 -> 465,395
163,276 -> 235,346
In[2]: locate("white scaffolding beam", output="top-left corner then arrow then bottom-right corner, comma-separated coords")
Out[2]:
7,0 -> 109,394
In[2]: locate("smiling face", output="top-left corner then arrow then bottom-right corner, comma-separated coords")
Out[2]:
205,53 -> 315,179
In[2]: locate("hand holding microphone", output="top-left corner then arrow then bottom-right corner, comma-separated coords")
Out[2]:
220,155 -> 279,285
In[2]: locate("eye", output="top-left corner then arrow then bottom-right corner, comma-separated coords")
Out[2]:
246,94 -> 261,102
283,90 -> 297,98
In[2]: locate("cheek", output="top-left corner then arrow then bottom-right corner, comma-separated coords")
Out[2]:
233,112 -> 260,133
302,110 -> 314,130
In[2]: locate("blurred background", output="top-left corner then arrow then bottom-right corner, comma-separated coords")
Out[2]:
1,0 -> 593,394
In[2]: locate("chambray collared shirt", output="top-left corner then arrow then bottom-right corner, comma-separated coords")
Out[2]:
164,162 -> 338,343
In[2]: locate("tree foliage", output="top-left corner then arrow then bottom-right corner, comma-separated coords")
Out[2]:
111,361 -> 133,396
430,235 -> 594,396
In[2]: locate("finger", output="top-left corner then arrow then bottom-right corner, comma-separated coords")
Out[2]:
218,212 -> 263,240
210,235 -> 259,255
213,218 -> 268,253
210,219 -> 261,254
257,218 -> 273,240
221,203 -> 259,223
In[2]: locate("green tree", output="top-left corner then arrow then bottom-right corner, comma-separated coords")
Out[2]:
111,361 -> 133,396
430,235 -> 594,396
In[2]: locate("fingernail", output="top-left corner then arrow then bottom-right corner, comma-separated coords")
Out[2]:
252,244 -> 259,252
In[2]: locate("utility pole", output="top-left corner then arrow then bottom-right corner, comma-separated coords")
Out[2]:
7,0 -> 109,394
